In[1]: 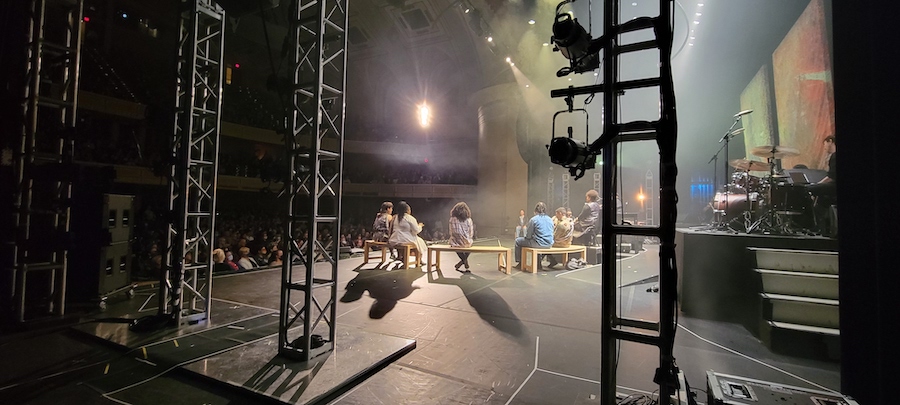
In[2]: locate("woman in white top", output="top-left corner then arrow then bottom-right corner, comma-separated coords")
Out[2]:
388,200 -> 427,264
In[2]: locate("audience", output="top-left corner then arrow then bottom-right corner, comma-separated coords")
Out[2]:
237,247 -> 257,270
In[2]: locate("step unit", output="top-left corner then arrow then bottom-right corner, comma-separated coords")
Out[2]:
760,293 -> 839,329
755,269 -> 839,300
760,320 -> 841,360
751,247 -> 840,360
749,247 -> 838,274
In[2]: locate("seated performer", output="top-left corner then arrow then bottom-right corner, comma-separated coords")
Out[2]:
513,202 -> 554,269
448,202 -> 475,272
372,201 -> 393,242
515,209 -> 526,238
807,135 -> 837,235
546,207 -> 574,268
572,190 -> 601,246
388,200 -> 427,265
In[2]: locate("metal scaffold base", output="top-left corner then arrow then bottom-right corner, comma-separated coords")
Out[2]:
71,293 -> 415,405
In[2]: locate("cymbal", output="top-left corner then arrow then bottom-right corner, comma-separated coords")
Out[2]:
750,145 -> 800,159
729,159 -> 769,172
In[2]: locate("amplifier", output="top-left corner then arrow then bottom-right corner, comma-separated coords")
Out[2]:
707,371 -> 857,405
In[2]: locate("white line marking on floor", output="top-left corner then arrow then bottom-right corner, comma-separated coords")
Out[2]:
505,336 -> 539,405
535,367 -> 599,384
678,323 -> 840,394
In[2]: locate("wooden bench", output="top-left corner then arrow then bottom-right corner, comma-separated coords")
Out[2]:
426,245 -> 512,274
362,240 -> 421,269
362,240 -> 389,264
521,245 -> 587,273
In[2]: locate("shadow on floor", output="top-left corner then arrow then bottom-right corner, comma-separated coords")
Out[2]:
340,265 -> 425,319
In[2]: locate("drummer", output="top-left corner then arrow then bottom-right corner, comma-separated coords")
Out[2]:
807,136 -> 836,234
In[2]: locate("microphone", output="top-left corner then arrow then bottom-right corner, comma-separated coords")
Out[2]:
734,109 -> 753,118
718,127 -> 745,143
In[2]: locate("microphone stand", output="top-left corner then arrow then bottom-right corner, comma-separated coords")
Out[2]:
708,141 -> 727,201
715,117 -> 743,229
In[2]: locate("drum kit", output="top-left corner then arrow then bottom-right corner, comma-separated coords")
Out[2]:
710,144 -> 816,234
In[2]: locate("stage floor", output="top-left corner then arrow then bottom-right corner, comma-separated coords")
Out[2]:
0,238 -> 841,404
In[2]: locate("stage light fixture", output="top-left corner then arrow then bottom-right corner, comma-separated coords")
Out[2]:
417,103 -> 431,128
551,11 -> 600,76
548,136 -> 593,169
547,108 -> 596,178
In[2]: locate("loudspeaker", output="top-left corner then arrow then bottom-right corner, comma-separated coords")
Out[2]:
829,205 -> 838,237
586,246 -> 601,264
68,192 -> 135,302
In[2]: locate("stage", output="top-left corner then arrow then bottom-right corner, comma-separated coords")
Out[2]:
676,228 -> 838,331
0,237 -> 841,404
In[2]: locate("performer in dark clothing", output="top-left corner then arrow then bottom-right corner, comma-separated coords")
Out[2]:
807,135 -> 836,235
572,189 -> 601,246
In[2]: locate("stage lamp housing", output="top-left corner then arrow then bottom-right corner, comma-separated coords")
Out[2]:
548,134 -> 594,169
551,13 -> 600,75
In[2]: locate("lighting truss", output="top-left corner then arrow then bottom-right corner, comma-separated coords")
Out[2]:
279,0 -> 348,361
548,0 -> 680,403
9,0 -> 84,323
160,0 -> 224,326
547,171 -> 555,209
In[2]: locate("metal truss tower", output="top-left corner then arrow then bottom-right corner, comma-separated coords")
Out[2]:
159,0 -> 224,326
547,171 -> 555,209
9,0 -> 84,323
550,0 -> 679,403
561,173 -> 570,210
279,0 -> 349,361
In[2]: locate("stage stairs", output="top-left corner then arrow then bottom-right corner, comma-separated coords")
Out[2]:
749,247 -> 840,360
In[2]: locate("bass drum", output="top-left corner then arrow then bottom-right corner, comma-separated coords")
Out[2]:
711,191 -> 759,222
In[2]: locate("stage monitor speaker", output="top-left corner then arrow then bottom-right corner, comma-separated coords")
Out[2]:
707,371 -> 856,405
586,246 -> 600,265
68,193 -> 135,302
829,205 -> 838,237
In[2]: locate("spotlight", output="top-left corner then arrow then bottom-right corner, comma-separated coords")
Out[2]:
551,12 -> 600,76
417,103 -> 430,128
487,36 -> 493,42
528,19 -> 536,25
548,136 -> 594,169
547,109 -> 596,179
